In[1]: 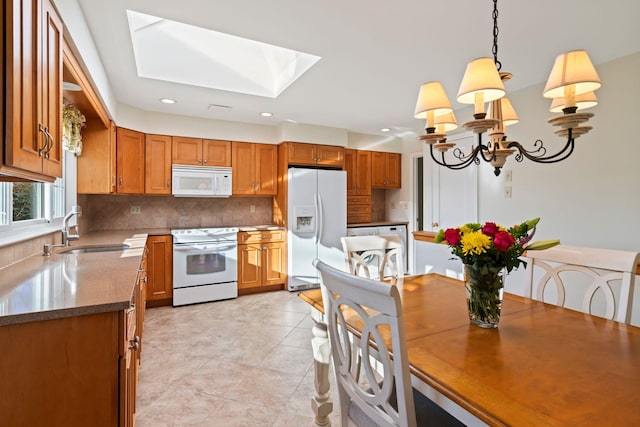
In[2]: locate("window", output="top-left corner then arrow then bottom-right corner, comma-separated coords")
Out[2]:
0,178 -> 65,228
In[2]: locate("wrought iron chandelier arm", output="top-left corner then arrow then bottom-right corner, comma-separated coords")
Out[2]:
506,129 -> 576,164
478,137 -> 499,163
429,143 -> 484,170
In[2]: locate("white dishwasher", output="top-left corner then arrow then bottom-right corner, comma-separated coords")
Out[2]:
346,224 -> 407,273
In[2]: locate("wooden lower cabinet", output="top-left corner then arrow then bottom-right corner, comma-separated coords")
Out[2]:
0,284 -> 143,426
347,195 -> 372,224
238,230 -> 286,293
145,235 -> 173,307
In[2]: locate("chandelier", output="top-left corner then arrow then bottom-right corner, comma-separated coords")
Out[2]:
414,0 -> 601,176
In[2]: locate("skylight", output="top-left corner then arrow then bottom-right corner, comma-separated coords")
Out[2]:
126,10 -> 321,98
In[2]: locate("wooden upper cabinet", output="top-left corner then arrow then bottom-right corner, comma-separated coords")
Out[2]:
3,0 -> 63,181
77,121 -> 117,194
286,142 -> 344,168
172,137 -> 201,165
203,139 -> 231,167
116,128 -> 145,194
232,142 -> 277,196
345,150 -> 357,196
386,153 -> 401,188
66,36 -> 117,194
371,151 -> 401,188
255,144 -> 277,195
172,137 -> 231,166
145,134 -> 172,195
317,144 -> 345,168
231,142 -> 255,195
287,142 -> 317,166
345,149 -> 372,196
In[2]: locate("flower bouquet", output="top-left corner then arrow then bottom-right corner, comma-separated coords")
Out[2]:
435,218 -> 558,328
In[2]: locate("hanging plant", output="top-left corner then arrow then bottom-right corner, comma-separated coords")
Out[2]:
62,99 -> 86,155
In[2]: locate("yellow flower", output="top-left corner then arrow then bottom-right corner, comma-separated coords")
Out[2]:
460,225 -> 474,234
461,231 -> 491,256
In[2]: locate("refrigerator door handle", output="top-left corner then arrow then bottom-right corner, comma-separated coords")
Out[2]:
313,193 -> 320,244
317,193 -> 324,244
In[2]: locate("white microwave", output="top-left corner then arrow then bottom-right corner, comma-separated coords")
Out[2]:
172,165 -> 233,197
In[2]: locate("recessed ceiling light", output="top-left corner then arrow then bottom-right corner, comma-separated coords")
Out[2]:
260,112 -> 273,117
380,128 -> 391,132
160,98 -> 176,104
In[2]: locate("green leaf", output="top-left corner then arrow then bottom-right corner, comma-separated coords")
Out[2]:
526,239 -> 560,251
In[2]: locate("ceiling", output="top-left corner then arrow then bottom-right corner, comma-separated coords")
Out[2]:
75,0 -> 640,138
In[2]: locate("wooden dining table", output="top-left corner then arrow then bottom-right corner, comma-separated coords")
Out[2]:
299,273 -> 640,427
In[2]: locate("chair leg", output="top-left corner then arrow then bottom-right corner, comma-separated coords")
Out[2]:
311,320 -> 333,427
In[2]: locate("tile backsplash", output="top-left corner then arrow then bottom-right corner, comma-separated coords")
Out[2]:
79,194 -> 273,231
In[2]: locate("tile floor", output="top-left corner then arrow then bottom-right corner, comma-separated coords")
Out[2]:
136,290 -> 343,426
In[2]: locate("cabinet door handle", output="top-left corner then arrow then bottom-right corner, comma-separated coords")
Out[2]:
119,177 -> 123,187
166,180 -> 170,188
37,124 -> 48,157
44,127 -> 55,158
203,159 -> 208,164
43,127 -> 52,159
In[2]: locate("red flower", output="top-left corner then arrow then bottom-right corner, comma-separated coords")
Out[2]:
493,231 -> 515,251
482,222 -> 499,237
444,228 -> 461,245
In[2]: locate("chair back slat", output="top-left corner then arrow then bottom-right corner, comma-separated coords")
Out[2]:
525,245 -> 639,323
341,235 -> 404,281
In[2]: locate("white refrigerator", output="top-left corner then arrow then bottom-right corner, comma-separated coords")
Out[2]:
287,167 -> 347,291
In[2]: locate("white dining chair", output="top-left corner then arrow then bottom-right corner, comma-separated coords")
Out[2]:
313,259 -> 464,427
524,244 -> 640,323
340,234 -> 404,281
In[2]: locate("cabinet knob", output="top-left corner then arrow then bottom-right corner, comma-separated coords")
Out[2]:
119,177 -> 123,186
129,336 -> 140,350
203,159 -> 208,164
432,222 -> 439,228
166,180 -> 170,188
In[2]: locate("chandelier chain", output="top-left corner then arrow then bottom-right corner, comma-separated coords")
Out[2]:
492,0 -> 501,71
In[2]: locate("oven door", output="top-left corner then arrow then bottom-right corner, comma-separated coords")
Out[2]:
173,241 -> 238,288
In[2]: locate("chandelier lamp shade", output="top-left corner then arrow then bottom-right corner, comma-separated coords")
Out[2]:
415,0 -> 602,176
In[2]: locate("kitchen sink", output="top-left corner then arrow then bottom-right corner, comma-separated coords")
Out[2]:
60,244 -> 131,254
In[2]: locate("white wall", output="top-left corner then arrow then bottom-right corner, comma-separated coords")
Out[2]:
279,122 -> 349,146
115,104 -> 280,143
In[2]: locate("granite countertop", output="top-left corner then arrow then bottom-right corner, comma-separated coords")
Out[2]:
0,230 -> 150,326
348,221 -> 409,227
237,225 -> 285,232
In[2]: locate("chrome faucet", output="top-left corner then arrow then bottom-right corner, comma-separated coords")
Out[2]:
44,205 -> 82,256
62,205 -> 82,246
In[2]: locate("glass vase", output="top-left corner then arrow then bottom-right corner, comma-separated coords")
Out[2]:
464,264 -> 505,328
